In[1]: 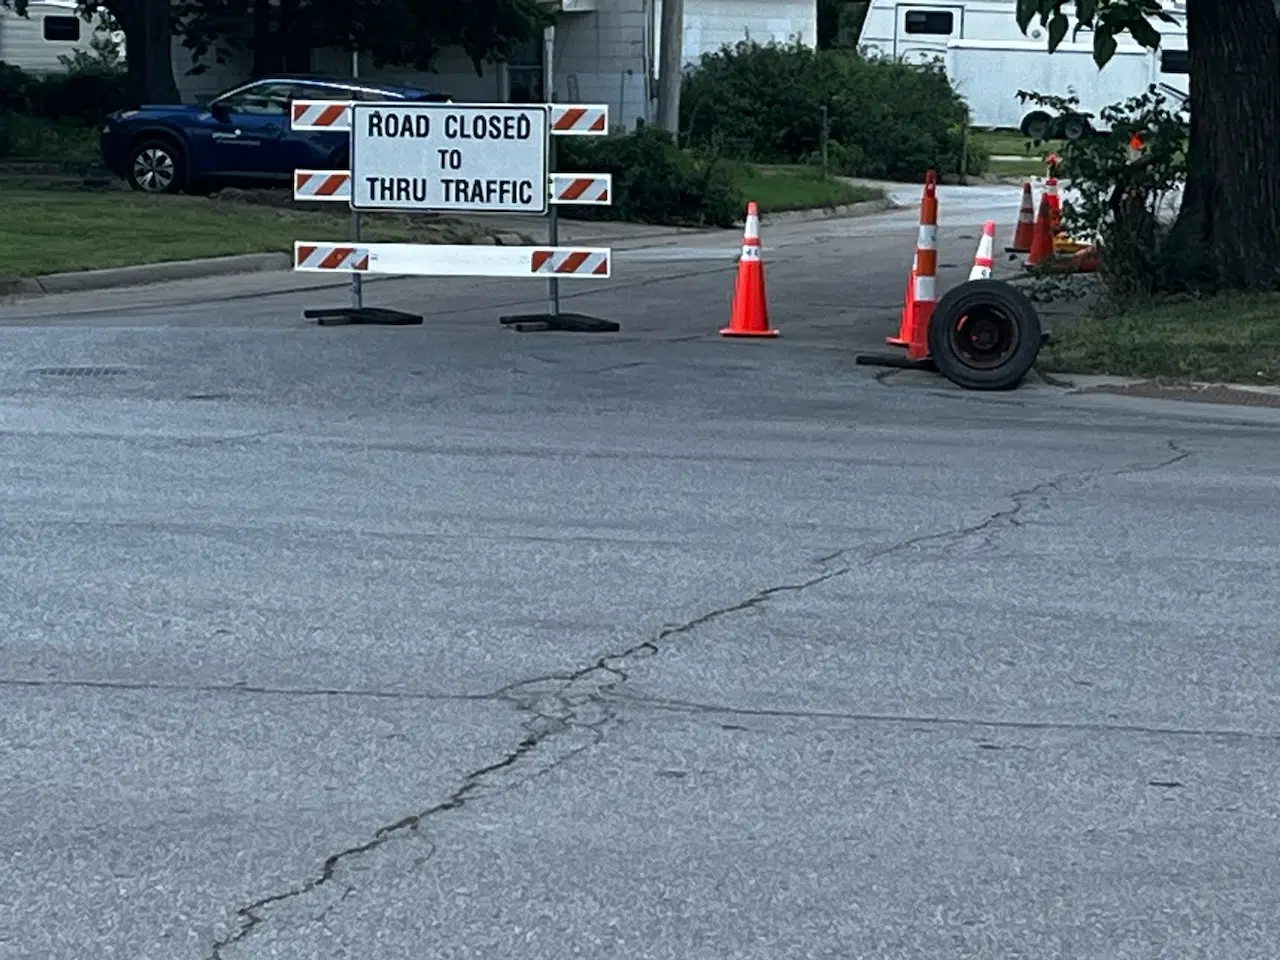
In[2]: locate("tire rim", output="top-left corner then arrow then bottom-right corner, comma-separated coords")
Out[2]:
1063,118 -> 1086,140
949,305 -> 1020,370
133,148 -> 175,191
1026,118 -> 1049,141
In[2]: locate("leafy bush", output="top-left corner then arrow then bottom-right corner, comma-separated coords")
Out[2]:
0,50 -> 130,126
556,125 -> 743,227
680,40 -> 985,180
1019,87 -> 1189,301
0,110 -> 101,161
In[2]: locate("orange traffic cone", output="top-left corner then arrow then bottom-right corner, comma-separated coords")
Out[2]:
888,254 -> 917,350
969,220 -> 995,280
1026,193 -> 1055,267
886,171 -> 938,361
721,202 -> 778,338
1044,174 -> 1062,238
1006,180 -> 1036,252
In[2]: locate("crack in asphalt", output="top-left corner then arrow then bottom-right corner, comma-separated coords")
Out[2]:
207,438 -> 1192,957
602,691 -> 1280,743
0,676 -> 488,702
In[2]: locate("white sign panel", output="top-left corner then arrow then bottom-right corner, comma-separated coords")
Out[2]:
349,102 -> 550,214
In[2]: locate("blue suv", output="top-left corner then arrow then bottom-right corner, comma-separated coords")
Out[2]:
100,75 -> 451,194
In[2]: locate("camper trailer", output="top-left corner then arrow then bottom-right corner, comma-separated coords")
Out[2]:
0,1 -> 120,74
859,0 -> 1189,137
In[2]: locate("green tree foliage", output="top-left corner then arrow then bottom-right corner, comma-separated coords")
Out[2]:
1014,0 -> 1280,292
175,0 -> 553,78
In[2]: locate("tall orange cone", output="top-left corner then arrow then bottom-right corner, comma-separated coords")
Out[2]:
1006,180 -> 1036,252
851,170 -> 941,370
969,220 -> 995,280
1026,192 -> 1055,267
887,170 -> 938,361
720,201 -> 778,338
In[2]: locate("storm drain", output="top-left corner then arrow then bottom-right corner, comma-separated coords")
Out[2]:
32,366 -> 129,378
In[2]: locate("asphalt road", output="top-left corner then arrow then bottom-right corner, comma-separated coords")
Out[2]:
3,186 -> 1279,960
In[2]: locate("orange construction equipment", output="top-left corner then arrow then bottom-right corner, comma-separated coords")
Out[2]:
1026,192 -> 1056,267
885,170 -> 939,361
1006,180 -> 1036,252
969,220 -> 995,280
720,201 -> 778,338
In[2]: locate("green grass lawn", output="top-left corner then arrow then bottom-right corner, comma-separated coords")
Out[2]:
0,188 -> 502,280
1,162 -> 882,280
1039,292 -> 1280,384
970,128 -> 1054,178
736,165 -> 883,212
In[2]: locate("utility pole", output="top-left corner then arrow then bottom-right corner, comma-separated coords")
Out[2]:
656,0 -> 685,135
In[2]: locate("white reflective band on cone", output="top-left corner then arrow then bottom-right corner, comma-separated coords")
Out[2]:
913,274 -> 936,302
740,245 -> 761,261
917,224 -> 938,250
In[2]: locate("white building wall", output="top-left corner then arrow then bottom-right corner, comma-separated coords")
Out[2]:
551,3 -> 650,132
682,0 -> 817,58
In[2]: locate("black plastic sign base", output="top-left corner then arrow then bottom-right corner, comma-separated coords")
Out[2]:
499,312 -> 620,333
853,353 -> 938,372
305,307 -> 424,327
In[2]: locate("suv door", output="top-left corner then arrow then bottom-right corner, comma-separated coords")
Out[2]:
205,81 -> 301,180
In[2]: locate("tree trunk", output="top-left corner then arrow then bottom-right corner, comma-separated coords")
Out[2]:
1168,0 -> 1280,290
251,0 -> 278,77
112,0 -> 180,104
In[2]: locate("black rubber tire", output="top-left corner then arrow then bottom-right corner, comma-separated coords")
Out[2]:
926,279 -> 1043,391
1020,111 -> 1052,142
126,137 -> 187,194
1060,115 -> 1091,141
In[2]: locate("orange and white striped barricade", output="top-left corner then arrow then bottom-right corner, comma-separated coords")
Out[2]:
293,171 -> 615,207
294,242 -> 611,279
287,100 -> 616,328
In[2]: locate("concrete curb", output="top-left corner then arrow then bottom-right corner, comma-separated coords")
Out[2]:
0,197 -> 900,301
2,252 -> 290,298
1034,371 -> 1280,397
758,197 -> 900,225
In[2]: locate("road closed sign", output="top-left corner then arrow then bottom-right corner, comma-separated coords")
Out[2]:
349,103 -> 550,215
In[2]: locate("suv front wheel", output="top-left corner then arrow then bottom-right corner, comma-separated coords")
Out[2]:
127,139 -> 186,194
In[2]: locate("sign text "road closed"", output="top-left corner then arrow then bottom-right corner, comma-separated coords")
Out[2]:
349,103 -> 550,215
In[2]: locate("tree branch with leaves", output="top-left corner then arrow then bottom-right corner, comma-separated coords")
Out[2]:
1016,0 -> 1280,292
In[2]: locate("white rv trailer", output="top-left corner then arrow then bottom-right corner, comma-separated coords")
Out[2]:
0,0 -> 120,74
859,0 -> 1189,137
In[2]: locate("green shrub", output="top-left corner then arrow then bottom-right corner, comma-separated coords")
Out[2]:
33,70 -> 131,124
0,110 -> 100,162
556,125 -> 743,228
680,40 -> 986,181
0,57 -> 130,124
0,61 -> 31,113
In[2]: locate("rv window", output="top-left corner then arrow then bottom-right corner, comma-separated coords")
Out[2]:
903,10 -> 954,34
42,15 -> 81,42
1160,49 -> 1189,74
